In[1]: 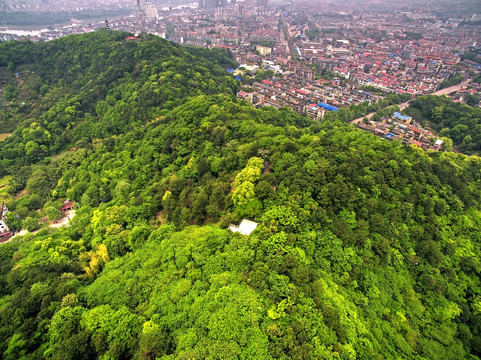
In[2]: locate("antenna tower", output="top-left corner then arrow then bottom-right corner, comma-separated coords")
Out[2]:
136,0 -> 145,39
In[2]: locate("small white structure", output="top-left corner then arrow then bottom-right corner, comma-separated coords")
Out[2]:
0,219 -> 9,233
229,219 -> 258,236
1,205 -> 7,219
434,139 -> 444,151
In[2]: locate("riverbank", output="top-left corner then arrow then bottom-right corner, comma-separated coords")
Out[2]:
0,9 -> 132,31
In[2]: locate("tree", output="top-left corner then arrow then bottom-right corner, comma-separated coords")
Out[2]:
432,105 -> 444,121
80,244 -> 110,278
0,31 -> 480,360
138,321 -> 170,359
114,180 -> 131,202
465,94 -> 480,107
4,212 -> 21,232
22,216 -> 39,232
44,206 -> 61,222
233,157 -> 264,208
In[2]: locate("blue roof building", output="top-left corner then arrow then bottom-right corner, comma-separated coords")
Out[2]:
318,103 -> 339,111
393,112 -> 412,122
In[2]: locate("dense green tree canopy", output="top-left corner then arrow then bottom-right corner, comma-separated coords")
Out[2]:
0,30 -> 238,175
406,95 -> 481,155
0,31 -> 480,360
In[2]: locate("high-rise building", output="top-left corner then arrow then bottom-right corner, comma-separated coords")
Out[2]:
214,2 -> 224,19
215,1 -> 224,17
199,0 -> 224,9
238,3 -> 245,15
145,0 -> 159,20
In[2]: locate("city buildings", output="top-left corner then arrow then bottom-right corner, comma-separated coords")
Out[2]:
145,1 -> 159,20
1,0 -> 479,150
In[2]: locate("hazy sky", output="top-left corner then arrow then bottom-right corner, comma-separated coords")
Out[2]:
2,0 -> 481,12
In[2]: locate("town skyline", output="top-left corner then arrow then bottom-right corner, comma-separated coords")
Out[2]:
1,0 -> 480,150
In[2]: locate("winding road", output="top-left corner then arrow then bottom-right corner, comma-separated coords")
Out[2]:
350,78 -> 472,125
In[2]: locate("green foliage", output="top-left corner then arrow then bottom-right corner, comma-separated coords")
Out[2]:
22,216 -> 39,232
4,212 -> 20,231
461,53 -> 481,64
438,75 -> 464,90
406,95 -> 481,154
403,31 -> 423,40
464,93 -> 480,107
326,93 -> 410,124
0,32 -> 480,360
305,23 -> 321,41
233,157 -> 264,208
0,30 -> 238,177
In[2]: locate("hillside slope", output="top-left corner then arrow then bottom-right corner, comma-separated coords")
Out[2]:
0,33 -> 480,360
405,95 -> 481,155
0,30 -> 238,173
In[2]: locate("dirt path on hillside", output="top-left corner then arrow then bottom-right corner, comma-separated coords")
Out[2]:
2,209 -> 76,244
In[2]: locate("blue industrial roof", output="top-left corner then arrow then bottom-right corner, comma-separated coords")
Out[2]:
318,103 -> 339,111
394,112 -> 412,121
227,69 -> 235,73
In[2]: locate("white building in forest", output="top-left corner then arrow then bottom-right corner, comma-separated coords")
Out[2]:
229,219 -> 258,236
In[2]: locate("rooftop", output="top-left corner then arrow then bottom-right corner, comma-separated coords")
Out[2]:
229,219 -> 258,236
393,112 -> 412,121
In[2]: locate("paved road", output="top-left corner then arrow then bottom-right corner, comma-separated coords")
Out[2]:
281,16 -> 293,60
432,78 -> 471,96
350,79 -> 472,125
279,17 -> 291,60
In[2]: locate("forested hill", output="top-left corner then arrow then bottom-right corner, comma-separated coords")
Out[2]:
405,95 -> 481,155
0,30 -> 238,174
0,33 -> 480,360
